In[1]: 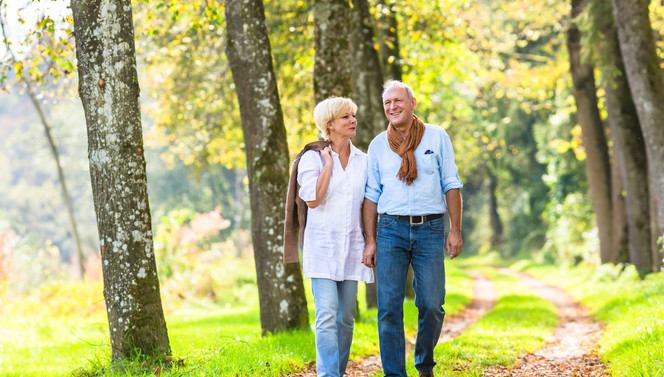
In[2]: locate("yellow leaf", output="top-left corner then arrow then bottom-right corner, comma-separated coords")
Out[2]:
13,61 -> 23,74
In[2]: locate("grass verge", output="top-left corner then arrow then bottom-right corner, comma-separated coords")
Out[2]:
1,262 -> 472,376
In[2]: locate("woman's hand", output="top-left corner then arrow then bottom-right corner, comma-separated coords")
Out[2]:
321,146 -> 333,166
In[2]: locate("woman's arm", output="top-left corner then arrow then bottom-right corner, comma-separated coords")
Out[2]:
305,147 -> 333,208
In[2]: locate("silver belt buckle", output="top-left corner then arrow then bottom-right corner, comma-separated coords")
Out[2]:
410,215 -> 424,225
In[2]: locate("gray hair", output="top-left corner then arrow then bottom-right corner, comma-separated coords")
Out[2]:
382,79 -> 415,101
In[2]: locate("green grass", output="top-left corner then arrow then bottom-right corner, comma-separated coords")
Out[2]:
0,262 -> 473,376
518,262 -> 664,377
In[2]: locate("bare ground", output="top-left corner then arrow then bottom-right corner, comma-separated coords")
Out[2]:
481,269 -> 608,377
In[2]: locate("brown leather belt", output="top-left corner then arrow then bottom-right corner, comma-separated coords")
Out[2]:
383,214 -> 443,225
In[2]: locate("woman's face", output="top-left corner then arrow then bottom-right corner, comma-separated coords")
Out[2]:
328,111 -> 357,139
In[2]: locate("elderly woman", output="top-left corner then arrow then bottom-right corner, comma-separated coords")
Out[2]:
297,97 -> 374,377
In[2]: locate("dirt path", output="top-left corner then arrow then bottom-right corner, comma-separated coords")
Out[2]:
290,271 -> 497,376
291,269 -> 608,377
481,269 -> 608,377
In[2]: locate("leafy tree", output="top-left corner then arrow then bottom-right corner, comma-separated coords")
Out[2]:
0,0 -> 85,277
70,0 -> 170,359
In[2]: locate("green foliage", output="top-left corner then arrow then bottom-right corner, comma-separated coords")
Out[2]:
0,0 -> 75,90
134,0 -> 319,172
524,263 -> 664,377
540,192 -> 597,264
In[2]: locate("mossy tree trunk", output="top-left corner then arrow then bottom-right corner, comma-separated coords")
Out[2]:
567,0 -> 614,263
350,0 -> 386,152
376,0 -> 403,81
225,0 -> 309,334
71,0 -> 170,360
613,0 -> 664,273
313,0 -> 353,104
591,0 -> 651,270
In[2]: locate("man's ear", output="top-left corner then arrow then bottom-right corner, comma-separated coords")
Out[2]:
411,97 -> 417,110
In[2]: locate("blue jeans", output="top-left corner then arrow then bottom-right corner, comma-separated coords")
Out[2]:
376,215 -> 446,377
311,278 -> 358,377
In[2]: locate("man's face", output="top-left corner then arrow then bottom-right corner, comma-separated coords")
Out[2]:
383,87 -> 416,127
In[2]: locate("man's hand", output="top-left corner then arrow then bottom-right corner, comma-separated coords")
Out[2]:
444,188 -> 463,260
362,242 -> 376,268
446,229 -> 462,259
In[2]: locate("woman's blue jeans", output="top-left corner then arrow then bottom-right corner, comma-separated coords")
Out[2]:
376,215 -> 446,377
311,278 -> 358,377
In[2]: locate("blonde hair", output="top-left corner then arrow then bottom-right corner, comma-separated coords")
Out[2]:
382,79 -> 415,101
313,97 -> 358,137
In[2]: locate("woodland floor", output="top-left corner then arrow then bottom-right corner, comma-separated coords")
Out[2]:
291,269 -> 609,377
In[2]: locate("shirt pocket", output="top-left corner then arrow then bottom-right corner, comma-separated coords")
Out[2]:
419,152 -> 437,175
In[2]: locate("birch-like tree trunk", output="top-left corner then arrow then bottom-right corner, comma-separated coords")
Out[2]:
313,0 -> 353,103
613,0 -> 664,272
71,0 -> 170,360
225,0 -> 309,334
567,0 -> 614,263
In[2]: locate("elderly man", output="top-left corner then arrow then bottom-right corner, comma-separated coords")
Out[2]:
362,80 -> 463,377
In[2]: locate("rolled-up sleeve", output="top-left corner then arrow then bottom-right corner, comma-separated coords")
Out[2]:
364,142 -> 382,203
297,150 -> 321,202
439,132 -> 463,193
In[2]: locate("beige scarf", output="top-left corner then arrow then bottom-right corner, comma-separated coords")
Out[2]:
387,115 -> 425,185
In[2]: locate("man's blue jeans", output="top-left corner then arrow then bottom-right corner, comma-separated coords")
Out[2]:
376,215 -> 446,377
311,278 -> 358,377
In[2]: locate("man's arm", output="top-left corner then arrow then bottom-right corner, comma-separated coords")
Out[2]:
445,188 -> 463,259
362,198 -> 378,267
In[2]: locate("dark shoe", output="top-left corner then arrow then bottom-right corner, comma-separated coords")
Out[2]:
419,372 -> 434,377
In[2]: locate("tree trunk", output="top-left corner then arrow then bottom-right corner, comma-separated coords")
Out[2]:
488,169 -> 503,248
567,0 -> 614,263
225,0 -> 309,334
0,21 -> 86,279
613,0 -> 664,272
313,0 -> 353,103
609,143 -> 629,264
593,1 -> 651,270
376,0 -> 403,81
27,83 -> 86,278
349,0 -> 386,151
71,0 -> 170,360
233,168 -> 247,258
365,270 -> 377,308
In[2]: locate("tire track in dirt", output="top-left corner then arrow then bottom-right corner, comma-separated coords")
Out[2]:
482,269 -> 608,377
290,271 -> 497,376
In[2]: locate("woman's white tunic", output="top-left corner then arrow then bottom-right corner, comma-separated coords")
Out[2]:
297,143 -> 374,283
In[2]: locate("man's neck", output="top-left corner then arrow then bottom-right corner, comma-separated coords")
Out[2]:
393,120 -> 412,139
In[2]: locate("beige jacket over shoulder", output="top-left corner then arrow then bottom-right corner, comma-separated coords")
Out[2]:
283,140 -> 330,264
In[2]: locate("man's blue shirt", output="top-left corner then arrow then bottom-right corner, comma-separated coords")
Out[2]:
364,124 -> 463,215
